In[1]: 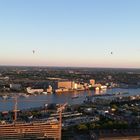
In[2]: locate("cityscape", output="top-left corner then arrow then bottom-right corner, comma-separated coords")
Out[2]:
0,66 -> 140,139
1,0 -> 140,140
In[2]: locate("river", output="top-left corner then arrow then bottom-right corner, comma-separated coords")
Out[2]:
0,88 -> 140,111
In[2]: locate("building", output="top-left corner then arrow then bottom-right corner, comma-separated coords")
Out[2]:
47,85 -> 53,93
58,81 -> 74,89
76,83 -> 85,90
73,83 -> 78,89
26,87 -> 44,94
0,121 -> 61,140
90,79 -> 95,86
95,87 -> 100,94
55,88 -> 69,93
0,76 -> 9,81
56,81 -> 87,92
10,84 -> 22,91
100,85 -> 107,90
0,94 -> 67,140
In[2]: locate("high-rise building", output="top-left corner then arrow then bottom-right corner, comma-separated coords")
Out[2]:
58,81 -> 73,89
90,79 -> 95,86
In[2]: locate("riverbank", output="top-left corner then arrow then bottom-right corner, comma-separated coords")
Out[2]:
0,88 -> 140,111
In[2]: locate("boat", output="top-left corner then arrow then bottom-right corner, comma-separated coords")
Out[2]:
114,92 -> 129,96
43,92 -> 48,95
1,95 -> 9,100
20,94 -> 30,98
72,95 -> 79,99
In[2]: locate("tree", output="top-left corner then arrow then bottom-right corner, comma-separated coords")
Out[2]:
111,104 -> 118,111
77,124 -> 88,131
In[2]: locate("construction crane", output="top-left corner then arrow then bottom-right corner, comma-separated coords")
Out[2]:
57,103 -> 67,140
1,96 -> 19,122
13,96 -> 18,122
1,96 -> 67,140
12,97 -> 50,121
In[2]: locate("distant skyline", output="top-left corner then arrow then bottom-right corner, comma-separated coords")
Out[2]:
0,0 -> 140,68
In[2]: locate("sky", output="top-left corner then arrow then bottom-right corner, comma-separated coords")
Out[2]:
0,0 -> 140,68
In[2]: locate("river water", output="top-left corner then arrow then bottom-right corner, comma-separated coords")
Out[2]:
0,88 -> 140,111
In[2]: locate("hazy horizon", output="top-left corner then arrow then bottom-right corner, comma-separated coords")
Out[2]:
0,65 -> 140,70
0,0 -> 140,68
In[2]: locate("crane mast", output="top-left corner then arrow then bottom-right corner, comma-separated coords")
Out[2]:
57,103 -> 67,140
13,96 -> 18,122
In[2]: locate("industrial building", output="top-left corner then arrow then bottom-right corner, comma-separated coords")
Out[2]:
57,81 -> 74,89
